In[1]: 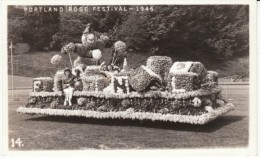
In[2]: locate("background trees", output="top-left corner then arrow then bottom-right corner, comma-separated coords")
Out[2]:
7,5 -> 249,76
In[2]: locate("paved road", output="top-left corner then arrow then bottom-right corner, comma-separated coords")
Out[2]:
7,85 -> 249,150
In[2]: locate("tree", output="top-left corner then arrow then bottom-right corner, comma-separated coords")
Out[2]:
22,6 -> 60,51
109,5 -> 249,61
217,57 -> 249,79
8,6 -> 29,44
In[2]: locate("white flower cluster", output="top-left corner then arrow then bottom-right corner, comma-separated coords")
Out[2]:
204,106 -> 214,112
63,43 -> 75,53
114,41 -> 126,53
77,98 -> 87,106
193,97 -> 202,107
29,91 -> 63,97
85,65 -> 100,71
92,49 -> 102,60
33,81 -> 42,92
100,35 -> 110,42
16,103 -> 235,125
172,89 -> 186,94
50,54 -> 62,65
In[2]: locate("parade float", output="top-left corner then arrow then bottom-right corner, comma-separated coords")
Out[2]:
17,24 -> 235,125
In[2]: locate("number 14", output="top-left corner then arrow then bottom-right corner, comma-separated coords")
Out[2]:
10,138 -> 23,148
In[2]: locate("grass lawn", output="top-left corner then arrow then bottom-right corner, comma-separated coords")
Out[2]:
7,85 -> 248,150
8,75 -> 33,89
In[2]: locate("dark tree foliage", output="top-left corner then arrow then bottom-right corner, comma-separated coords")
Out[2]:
23,6 -> 60,51
50,10 -> 128,49
8,6 -> 28,44
8,6 -> 60,51
110,5 -> 249,61
8,5 -> 249,72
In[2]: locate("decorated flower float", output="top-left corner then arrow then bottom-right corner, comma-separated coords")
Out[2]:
17,24 -> 235,125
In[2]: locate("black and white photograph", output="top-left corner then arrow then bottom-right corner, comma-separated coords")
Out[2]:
1,0 -> 258,157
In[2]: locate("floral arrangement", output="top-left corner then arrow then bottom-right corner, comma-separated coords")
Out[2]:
192,97 -> 202,107
29,91 -> 63,97
100,35 -> 110,43
33,77 -> 54,92
33,81 -> 42,92
61,43 -> 76,53
129,65 -> 162,92
50,100 -> 59,109
85,65 -> 100,70
114,41 -> 126,53
26,93 -> 224,113
92,49 -> 102,60
81,76 -> 109,92
26,92 -> 219,112
53,71 -> 64,92
83,66 -> 105,77
169,72 -> 200,92
29,86 -> 221,101
201,82 -> 218,89
146,56 -> 172,80
170,62 -> 207,84
189,62 -> 208,83
112,76 -> 130,94
50,54 -> 62,65
77,98 -> 87,106
205,71 -> 218,83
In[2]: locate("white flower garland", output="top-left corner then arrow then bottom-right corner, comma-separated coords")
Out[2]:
85,65 -> 100,70
29,87 -> 221,99
29,91 -> 63,97
33,77 -> 53,81
17,103 -> 235,125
